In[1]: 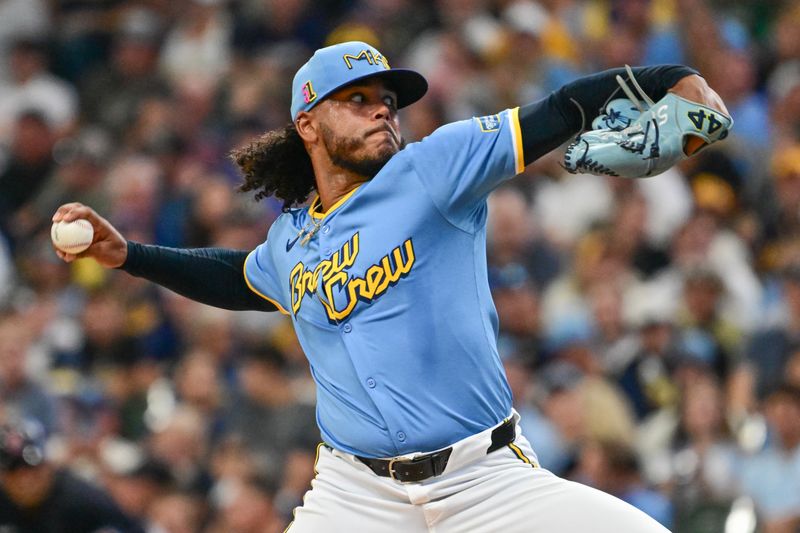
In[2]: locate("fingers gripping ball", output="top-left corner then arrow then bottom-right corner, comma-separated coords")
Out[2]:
51,219 -> 94,254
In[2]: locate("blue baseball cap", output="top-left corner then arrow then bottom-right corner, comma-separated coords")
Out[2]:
290,41 -> 428,119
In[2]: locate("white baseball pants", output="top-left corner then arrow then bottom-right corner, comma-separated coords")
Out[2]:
285,416 -> 670,532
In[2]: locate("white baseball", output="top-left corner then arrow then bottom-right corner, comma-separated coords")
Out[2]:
51,219 -> 94,254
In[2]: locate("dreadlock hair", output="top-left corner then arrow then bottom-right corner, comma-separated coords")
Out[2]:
231,122 -> 316,211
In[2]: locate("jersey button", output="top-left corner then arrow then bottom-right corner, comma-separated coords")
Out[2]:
322,225 -> 331,234
396,432 -> 406,442
342,323 -> 352,333
323,248 -> 332,256
366,378 -> 376,388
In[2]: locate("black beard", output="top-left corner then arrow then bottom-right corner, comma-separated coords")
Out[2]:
320,123 -> 404,179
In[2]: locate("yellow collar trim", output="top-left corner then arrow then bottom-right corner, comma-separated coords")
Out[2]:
309,185 -> 362,220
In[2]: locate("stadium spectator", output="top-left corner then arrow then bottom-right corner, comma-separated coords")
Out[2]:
0,110 -> 57,246
0,38 -> 77,143
147,489 -> 204,533
487,186 -> 561,290
206,477 -> 283,533
504,355 -> 568,474
643,366 -> 742,531
222,346 -> 318,486
104,456 -> 175,527
0,0 -> 49,82
739,384 -> 800,532
0,315 -> 57,434
577,439 -> 674,529
0,418 -> 143,532
79,7 -> 169,140
0,0 -> 799,529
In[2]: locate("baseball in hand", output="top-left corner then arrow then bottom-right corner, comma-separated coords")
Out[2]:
51,219 -> 94,254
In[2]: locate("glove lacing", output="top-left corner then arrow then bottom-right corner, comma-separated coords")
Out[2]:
563,66 -> 656,177
563,138 -> 620,177
615,65 -> 655,111
619,118 -> 660,155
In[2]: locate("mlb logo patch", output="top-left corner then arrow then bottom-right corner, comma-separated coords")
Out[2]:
476,114 -> 501,132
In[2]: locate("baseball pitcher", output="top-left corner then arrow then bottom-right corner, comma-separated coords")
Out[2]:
53,41 -> 731,532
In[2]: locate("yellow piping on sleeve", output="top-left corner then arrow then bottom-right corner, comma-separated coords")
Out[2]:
243,250 -> 290,315
510,107 -> 525,175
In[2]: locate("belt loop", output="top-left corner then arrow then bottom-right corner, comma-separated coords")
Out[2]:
487,418 -> 516,454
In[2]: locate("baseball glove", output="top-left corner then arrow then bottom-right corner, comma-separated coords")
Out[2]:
564,66 -> 733,178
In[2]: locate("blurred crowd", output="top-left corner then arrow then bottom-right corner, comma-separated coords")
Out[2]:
1,0 -> 800,531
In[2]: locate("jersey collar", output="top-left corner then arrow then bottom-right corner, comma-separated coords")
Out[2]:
309,185 -> 362,220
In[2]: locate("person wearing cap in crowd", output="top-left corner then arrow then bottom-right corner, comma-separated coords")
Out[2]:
104,455 -> 175,530
617,320 -> 683,422
0,418 -> 143,533
0,37 -> 78,143
488,262 -> 543,360
79,7 -> 168,140
747,264 -> 800,400
677,267 -> 742,379
576,439 -> 673,529
0,109 -> 57,245
738,383 -> 800,531
760,142 -> 800,265
0,314 -> 57,435
52,40 -> 728,531
222,345 -> 319,487
12,128 -> 112,244
158,0 -> 233,92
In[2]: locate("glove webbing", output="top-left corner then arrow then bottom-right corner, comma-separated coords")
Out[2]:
565,66 -> 661,176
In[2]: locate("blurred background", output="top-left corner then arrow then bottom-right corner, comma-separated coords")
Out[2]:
0,0 -> 799,531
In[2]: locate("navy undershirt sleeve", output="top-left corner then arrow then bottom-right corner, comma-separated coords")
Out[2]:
120,241 -> 278,312
519,65 -> 698,165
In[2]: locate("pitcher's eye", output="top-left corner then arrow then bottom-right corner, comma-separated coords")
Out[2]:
350,93 -> 365,103
383,95 -> 397,110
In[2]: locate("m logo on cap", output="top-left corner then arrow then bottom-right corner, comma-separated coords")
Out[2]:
343,49 -> 390,70
302,81 -> 317,104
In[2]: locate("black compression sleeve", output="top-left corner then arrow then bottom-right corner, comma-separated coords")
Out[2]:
120,241 -> 279,312
519,65 -> 698,165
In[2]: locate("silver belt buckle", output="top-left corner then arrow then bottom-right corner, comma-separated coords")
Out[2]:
387,457 -> 403,482
388,457 -> 421,483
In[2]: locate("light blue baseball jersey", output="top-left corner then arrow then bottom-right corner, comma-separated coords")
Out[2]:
244,108 -> 526,458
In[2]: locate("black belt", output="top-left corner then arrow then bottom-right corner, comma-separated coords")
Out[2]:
355,418 -> 516,483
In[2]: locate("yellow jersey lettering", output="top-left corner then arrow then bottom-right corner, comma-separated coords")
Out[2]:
311,259 -> 331,292
290,262 -> 306,314
301,270 -> 314,297
321,270 -> 352,322
363,264 -> 384,300
393,239 -> 415,278
331,233 -> 359,272
289,233 -> 415,322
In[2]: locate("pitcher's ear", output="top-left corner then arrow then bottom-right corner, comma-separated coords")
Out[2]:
294,111 -> 318,143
